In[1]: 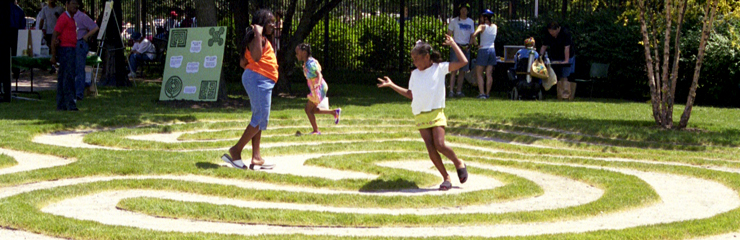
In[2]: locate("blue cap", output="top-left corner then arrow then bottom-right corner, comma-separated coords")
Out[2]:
482,9 -> 494,16
132,32 -> 142,40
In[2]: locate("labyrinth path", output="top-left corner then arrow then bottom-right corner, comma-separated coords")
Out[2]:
1,118 -> 739,239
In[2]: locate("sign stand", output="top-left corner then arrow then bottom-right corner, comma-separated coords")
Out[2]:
93,0 -> 134,96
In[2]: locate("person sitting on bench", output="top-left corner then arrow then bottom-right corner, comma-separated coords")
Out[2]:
128,32 -> 155,78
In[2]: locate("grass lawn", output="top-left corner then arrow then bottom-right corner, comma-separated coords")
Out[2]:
0,81 -> 739,239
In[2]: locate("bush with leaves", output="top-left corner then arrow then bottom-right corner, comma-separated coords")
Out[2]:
678,13 -> 740,107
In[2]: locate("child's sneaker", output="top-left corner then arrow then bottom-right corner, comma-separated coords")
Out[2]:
447,90 -> 454,98
310,131 -> 321,135
477,94 -> 487,99
334,108 -> 342,124
455,92 -> 465,98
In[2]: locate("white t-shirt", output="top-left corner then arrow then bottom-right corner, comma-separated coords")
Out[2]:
447,17 -> 475,45
479,24 -> 498,49
39,5 -> 65,34
132,39 -> 156,59
408,62 -> 450,115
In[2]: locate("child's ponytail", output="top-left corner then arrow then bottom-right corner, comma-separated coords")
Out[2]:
412,40 -> 443,63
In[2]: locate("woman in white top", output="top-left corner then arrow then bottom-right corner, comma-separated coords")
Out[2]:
472,9 -> 498,99
376,35 -> 469,191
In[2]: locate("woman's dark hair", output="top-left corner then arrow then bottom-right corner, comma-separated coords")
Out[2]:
481,14 -> 492,24
297,43 -> 312,57
547,21 -> 560,30
242,9 -> 275,57
411,40 -> 443,63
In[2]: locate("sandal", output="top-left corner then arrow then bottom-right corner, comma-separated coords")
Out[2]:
221,154 -> 246,169
334,108 -> 342,124
249,160 -> 276,170
439,180 -> 452,191
457,164 -> 468,184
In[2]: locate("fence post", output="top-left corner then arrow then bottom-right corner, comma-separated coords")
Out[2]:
399,0 -> 405,73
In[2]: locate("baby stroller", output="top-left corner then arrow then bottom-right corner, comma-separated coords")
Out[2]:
508,50 -> 544,100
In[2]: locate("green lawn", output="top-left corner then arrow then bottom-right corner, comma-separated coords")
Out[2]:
0,82 -> 739,239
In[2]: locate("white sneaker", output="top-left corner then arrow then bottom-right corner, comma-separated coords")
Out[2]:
127,72 -> 136,78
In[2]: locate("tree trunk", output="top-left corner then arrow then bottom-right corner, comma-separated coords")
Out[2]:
638,0 -> 663,126
274,0 -> 344,95
194,0 -> 218,27
678,0 -> 719,128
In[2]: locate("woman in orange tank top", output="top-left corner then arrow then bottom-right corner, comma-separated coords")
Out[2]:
222,9 -> 278,170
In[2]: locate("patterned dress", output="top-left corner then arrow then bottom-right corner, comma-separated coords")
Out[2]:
303,57 -> 328,105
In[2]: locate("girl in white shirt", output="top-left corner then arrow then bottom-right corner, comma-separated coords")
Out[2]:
376,35 -> 469,190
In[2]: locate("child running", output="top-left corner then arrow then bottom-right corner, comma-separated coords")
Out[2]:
295,43 -> 341,135
376,35 -> 468,190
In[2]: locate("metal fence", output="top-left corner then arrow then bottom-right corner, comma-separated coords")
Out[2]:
67,0 -> 624,74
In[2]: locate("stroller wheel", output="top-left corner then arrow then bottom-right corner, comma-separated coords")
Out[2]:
510,87 -> 519,100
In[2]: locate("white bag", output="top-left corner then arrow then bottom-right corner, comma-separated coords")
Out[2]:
317,97 -> 330,110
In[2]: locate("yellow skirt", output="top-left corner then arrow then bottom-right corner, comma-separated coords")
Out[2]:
414,108 -> 447,130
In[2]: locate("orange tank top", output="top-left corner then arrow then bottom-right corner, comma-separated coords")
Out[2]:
244,38 -> 279,82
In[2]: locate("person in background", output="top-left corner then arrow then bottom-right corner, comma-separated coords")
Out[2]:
179,8 -> 196,28
165,10 -> 180,32
6,0 -> 26,102
127,32 -> 155,78
273,10 -> 283,51
471,9 -> 497,99
446,3 -> 475,98
38,0 -> 64,74
540,21 -> 577,100
73,1 -> 99,100
51,0 -> 80,111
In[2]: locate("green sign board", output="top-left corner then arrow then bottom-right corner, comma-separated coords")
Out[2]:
159,27 -> 227,101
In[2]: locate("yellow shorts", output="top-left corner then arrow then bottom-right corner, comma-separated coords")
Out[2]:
414,108 -> 447,130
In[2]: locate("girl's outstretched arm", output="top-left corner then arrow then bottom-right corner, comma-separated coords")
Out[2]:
444,34 -> 469,72
377,76 -> 412,99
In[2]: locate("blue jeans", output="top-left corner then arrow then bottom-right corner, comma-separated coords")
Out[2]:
450,45 -> 471,72
57,47 -> 77,110
75,40 -> 90,99
128,53 -> 154,73
242,69 -> 275,130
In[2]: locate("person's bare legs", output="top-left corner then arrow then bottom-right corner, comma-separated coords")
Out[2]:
431,126 -> 464,169
485,65 -> 494,96
455,71 -> 465,94
476,65 -> 485,95
250,130 -> 264,165
228,125 -> 260,162
419,128 -> 450,182
305,101 -> 338,133
448,70 -> 458,95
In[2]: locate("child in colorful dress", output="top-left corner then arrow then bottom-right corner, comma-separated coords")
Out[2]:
295,43 -> 341,135
376,35 -> 468,190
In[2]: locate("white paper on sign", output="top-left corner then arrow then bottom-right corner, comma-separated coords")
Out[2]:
183,86 -> 197,94
186,62 -> 200,73
170,56 -> 184,68
190,41 -> 202,53
204,56 -> 218,68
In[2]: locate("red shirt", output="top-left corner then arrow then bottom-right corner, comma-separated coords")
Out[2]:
54,12 -> 77,48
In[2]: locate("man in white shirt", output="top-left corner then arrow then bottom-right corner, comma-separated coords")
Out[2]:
446,3 -> 475,98
37,0 -> 64,73
128,32 -> 156,78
